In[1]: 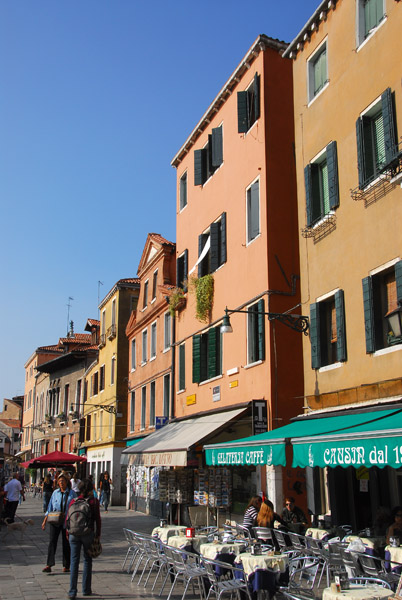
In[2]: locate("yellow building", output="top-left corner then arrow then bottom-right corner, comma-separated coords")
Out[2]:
82,278 -> 139,505
284,0 -> 402,529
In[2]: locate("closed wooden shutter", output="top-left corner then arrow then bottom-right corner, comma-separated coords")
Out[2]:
179,344 -> 185,391
210,221 -> 220,273
207,327 -> 218,380
335,289 -> 347,362
395,260 -> 402,305
362,277 -> 375,353
211,126 -> 223,167
183,249 -> 188,292
327,141 -> 339,210
304,164 -> 313,226
220,212 -> 227,265
310,303 -> 321,369
194,149 -> 203,186
237,91 -> 249,133
257,298 -> 265,361
356,117 -> 366,189
192,335 -> 201,383
253,73 -> 260,121
381,88 -> 397,166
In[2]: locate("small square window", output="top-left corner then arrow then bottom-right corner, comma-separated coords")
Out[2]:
308,42 -> 328,102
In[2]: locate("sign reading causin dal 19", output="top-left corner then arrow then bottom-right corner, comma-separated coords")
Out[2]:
303,439 -> 402,468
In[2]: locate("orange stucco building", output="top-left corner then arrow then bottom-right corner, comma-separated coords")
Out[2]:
284,0 -> 402,529
169,35 -> 304,512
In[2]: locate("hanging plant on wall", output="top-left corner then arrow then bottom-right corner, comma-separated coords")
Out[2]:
168,287 -> 186,318
189,274 -> 214,323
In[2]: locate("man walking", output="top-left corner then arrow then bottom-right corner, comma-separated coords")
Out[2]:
4,473 -> 25,522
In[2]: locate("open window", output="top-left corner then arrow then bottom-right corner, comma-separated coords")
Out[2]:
237,73 -> 260,133
310,290 -> 347,369
356,88 -> 398,189
198,213 -> 227,277
194,125 -> 223,186
304,141 -> 339,227
362,260 -> 402,352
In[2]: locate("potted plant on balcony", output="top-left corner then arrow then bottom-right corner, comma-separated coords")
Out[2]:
189,274 -> 214,323
168,287 -> 186,318
57,412 -> 67,424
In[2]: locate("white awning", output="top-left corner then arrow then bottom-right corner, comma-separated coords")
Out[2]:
122,407 -> 247,467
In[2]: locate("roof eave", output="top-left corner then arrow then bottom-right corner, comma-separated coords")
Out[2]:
283,0 -> 336,58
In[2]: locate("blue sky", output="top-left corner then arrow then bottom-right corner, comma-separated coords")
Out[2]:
0,0 -> 320,404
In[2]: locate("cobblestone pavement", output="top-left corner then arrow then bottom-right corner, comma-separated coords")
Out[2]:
0,493 -> 170,600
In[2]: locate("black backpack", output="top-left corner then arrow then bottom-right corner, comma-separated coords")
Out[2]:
66,498 -> 92,537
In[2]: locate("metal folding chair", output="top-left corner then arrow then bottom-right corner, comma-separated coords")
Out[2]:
201,556 -> 253,600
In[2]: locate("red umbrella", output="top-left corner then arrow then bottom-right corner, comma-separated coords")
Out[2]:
21,451 -> 86,469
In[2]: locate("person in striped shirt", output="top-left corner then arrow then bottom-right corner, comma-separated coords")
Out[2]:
242,496 -> 262,532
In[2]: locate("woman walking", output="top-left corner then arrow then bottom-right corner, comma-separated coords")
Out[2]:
41,472 -> 76,573
66,478 -> 101,599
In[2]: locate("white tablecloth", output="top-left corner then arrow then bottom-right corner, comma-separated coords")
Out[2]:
322,584 -> 392,600
306,527 -> 330,540
152,525 -> 187,544
168,534 -> 208,553
200,541 -> 247,559
385,544 -> 402,565
345,535 -> 385,551
235,552 -> 288,575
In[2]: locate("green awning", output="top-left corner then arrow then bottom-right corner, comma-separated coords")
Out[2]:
204,407 -> 402,470
204,422 -> 299,467
292,407 -> 402,469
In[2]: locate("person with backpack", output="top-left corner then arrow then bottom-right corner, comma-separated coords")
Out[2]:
65,478 -> 101,599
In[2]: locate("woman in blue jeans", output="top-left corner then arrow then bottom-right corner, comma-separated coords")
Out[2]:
66,479 -> 101,599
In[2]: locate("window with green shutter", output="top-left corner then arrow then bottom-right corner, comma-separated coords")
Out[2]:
357,0 -> 385,43
198,213 -> 227,277
194,126 -> 223,186
247,299 -> 266,364
356,88 -> 398,189
310,290 -> 347,369
308,42 -> 328,102
362,261 -> 402,352
179,344 -> 185,391
237,73 -> 260,134
192,327 -> 221,384
304,141 -> 339,227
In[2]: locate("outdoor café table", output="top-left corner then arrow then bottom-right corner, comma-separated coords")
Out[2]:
385,544 -> 402,573
168,534 -> 209,553
322,583 -> 392,600
152,525 -> 187,544
234,551 -> 289,596
306,527 -> 330,540
344,535 -> 385,556
200,541 -> 247,560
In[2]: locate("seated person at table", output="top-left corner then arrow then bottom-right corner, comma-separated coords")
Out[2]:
386,506 -> 402,544
243,496 -> 262,532
258,500 -> 287,529
373,506 -> 392,537
282,497 -> 307,527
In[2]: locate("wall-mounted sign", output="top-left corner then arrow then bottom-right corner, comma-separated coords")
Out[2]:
229,380 -> 238,388
155,416 -> 168,430
252,399 -> 268,435
186,394 -> 196,406
212,386 -> 220,402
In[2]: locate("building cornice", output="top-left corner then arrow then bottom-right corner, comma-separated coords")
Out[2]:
283,0 -> 337,59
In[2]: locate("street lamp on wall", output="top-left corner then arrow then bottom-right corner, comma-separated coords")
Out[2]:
220,306 -> 310,335
386,306 -> 402,345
